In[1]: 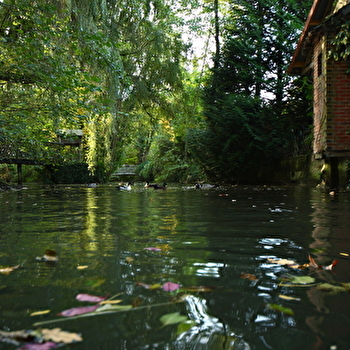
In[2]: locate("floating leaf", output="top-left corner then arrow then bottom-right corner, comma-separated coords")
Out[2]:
59,304 -> 100,317
308,255 -> 319,268
289,276 -> 315,284
317,283 -> 347,294
136,282 -> 150,289
30,310 -> 51,316
125,257 -> 134,263
149,283 -> 162,290
0,265 -> 20,275
99,300 -> 122,305
144,247 -> 161,251
341,283 -> 350,290
76,293 -> 107,302
84,278 -> 105,288
267,303 -> 294,315
240,273 -> 258,281
77,265 -> 88,270
340,252 -> 349,257
160,312 -> 188,327
0,329 -> 33,341
162,282 -> 181,292
42,328 -> 82,344
278,295 -> 300,301
182,286 -> 215,292
95,304 -> 133,312
176,320 -> 196,335
267,258 -> 300,268
20,342 -> 58,350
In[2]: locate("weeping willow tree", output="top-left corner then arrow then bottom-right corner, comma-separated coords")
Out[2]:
0,0 -> 187,180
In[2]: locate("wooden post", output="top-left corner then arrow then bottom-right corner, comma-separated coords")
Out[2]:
17,163 -> 23,185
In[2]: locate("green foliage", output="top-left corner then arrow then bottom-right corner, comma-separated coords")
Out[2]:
192,0 -> 313,183
47,162 -> 94,184
329,19 -> 350,68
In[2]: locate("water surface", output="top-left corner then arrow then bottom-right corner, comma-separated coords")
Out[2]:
1,184 -> 350,349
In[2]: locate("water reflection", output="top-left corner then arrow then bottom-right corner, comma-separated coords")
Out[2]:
0,185 -> 350,349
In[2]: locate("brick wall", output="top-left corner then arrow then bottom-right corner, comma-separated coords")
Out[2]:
313,34 -> 350,157
326,58 -> 350,153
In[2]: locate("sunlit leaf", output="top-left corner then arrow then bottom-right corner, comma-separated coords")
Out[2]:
278,295 -> 300,301
42,328 -> 82,343
289,276 -> 315,284
76,293 -> 107,302
160,312 -> 188,327
176,320 -> 196,335
267,258 -> 299,267
77,265 -> 88,270
99,300 -> 122,305
95,304 -> 133,312
240,272 -> 258,281
317,283 -> 347,294
59,304 -> 100,316
30,310 -> 51,316
267,303 -> 294,315
0,265 -> 20,275
20,342 -> 58,350
162,282 -> 181,292
149,283 -> 162,290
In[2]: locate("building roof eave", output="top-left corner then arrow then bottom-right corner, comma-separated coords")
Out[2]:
287,0 -> 334,75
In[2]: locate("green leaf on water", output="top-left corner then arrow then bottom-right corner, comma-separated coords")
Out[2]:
267,303 -> 294,315
160,312 -> 188,328
289,276 -> 315,284
317,283 -> 347,294
95,304 -> 133,312
176,320 -> 196,335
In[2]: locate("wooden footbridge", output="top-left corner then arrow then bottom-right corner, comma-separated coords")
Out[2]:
0,140 -> 61,184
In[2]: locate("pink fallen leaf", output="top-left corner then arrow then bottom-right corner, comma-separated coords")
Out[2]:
76,293 -> 107,302
20,342 -> 58,350
144,247 -> 161,251
58,304 -> 100,317
162,282 -> 181,292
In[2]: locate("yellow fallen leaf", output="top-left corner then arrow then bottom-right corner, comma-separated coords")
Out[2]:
30,310 -> 51,316
267,258 -> 297,266
125,257 -> 134,263
99,300 -> 122,305
77,265 -> 88,270
278,294 -> 301,301
0,265 -> 20,275
42,328 -> 82,344
340,253 -> 349,256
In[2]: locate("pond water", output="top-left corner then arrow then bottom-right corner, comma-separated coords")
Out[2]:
1,184 -> 350,350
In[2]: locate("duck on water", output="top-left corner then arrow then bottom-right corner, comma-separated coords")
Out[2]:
116,182 -> 133,190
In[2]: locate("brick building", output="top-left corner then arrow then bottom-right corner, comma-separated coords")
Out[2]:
289,0 -> 350,188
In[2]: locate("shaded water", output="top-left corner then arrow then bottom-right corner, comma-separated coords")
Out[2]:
1,184 -> 350,349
